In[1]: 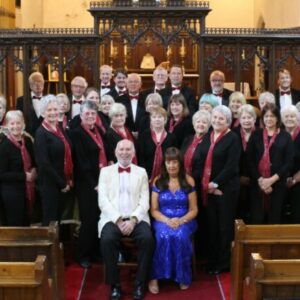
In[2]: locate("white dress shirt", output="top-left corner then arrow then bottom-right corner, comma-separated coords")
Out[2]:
31,92 -> 42,118
129,94 -> 138,122
279,90 -> 292,109
118,164 -> 132,218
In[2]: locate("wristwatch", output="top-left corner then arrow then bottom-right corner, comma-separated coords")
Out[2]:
212,182 -> 219,189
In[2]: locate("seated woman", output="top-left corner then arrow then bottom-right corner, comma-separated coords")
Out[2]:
247,103 -> 294,224
228,91 -> 246,128
166,94 -> 194,148
281,105 -> 300,223
181,110 -> 211,176
104,103 -> 136,164
0,110 -> 36,226
149,147 -> 198,293
198,93 -> 219,113
99,94 -> 115,129
137,107 -> 177,184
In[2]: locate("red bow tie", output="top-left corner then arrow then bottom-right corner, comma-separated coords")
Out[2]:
172,87 -> 180,91
129,95 -> 138,101
118,166 -> 131,173
72,99 -> 83,104
214,93 -> 223,97
32,96 -> 41,100
101,85 -> 111,89
280,91 -> 291,96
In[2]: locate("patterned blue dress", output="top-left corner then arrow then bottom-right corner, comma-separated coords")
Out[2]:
151,186 -> 197,285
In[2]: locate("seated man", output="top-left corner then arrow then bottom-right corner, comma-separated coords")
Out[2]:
98,139 -> 154,300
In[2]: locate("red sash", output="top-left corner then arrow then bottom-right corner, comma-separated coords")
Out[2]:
111,126 -> 137,164
184,135 -> 204,175
258,128 -> 279,209
42,120 -> 73,186
240,127 -> 254,151
292,126 -> 300,141
169,117 -> 183,133
201,129 -> 228,206
95,114 -> 106,134
7,134 -> 35,214
81,124 -> 107,168
150,129 -> 167,184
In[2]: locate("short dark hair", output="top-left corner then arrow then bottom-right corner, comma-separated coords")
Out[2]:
114,68 -> 128,78
155,147 -> 192,192
261,102 -> 281,128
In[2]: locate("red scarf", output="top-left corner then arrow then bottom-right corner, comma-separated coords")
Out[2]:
42,120 -> 73,187
95,114 -> 106,134
240,127 -> 254,151
7,134 -> 35,214
201,129 -> 228,206
111,126 -> 137,164
169,117 -> 183,133
184,135 -> 204,175
150,129 -> 167,184
81,124 -> 107,168
258,128 -> 279,210
292,126 -> 300,141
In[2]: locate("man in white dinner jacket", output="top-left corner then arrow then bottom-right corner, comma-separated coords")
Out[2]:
98,139 -> 154,300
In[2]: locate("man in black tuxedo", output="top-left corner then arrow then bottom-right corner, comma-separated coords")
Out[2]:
108,68 -> 128,100
16,71 -> 45,136
69,76 -> 88,119
140,66 -> 168,99
160,64 -> 197,114
116,73 -> 146,136
99,64 -> 113,97
207,70 -> 233,106
275,68 -> 300,109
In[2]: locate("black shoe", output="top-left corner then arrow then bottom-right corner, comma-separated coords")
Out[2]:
110,284 -> 121,300
79,258 -> 91,269
213,266 -> 230,275
204,264 -> 216,275
133,283 -> 144,300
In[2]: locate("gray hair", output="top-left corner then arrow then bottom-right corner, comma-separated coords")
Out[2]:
145,93 -> 163,107
229,91 -> 246,105
238,104 -> 257,120
212,105 -> 232,125
5,110 -> 25,131
192,110 -> 211,128
80,100 -> 98,115
108,103 -> 127,118
281,104 -> 300,122
39,94 -> 58,116
258,92 -> 275,107
100,94 -> 115,104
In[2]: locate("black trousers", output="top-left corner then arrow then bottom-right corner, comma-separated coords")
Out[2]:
101,221 -> 155,285
76,183 -> 99,261
206,191 -> 236,270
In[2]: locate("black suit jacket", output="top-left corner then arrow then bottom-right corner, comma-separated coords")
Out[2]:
116,94 -> 146,132
107,86 -> 122,100
205,88 -> 233,107
160,85 -> 197,114
16,96 -> 43,137
275,88 -> 300,108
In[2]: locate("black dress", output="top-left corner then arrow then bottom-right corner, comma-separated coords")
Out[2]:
166,116 -> 194,148
247,128 -> 294,224
34,126 -> 72,226
0,136 -> 35,226
137,129 -> 177,179
193,130 -> 241,271
71,125 -> 104,262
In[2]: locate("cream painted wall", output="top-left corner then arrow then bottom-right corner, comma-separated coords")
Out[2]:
254,0 -> 300,28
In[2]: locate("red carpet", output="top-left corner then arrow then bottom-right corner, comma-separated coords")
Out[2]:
65,263 -> 230,300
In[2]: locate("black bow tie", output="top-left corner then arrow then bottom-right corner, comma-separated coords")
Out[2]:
280,91 -> 291,96
72,99 -> 83,104
32,96 -> 41,100
101,85 -> 111,89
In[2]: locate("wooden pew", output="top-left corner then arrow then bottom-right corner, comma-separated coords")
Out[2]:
231,220 -> 300,300
245,253 -> 300,300
0,222 -> 65,300
0,255 -> 52,300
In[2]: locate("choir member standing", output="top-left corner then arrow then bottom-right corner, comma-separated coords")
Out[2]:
228,91 -> 246,128
0,111 -> 36,225
247,103 -> 294,224
35,95 -> 73,226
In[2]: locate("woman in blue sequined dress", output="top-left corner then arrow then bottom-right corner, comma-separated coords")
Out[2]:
148,147 -> 198,294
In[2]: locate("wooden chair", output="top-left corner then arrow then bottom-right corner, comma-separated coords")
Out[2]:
0,255 -> 52,300
230,219 -> 300,300
245,253 -> 300,300
0,222 -> 65,300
